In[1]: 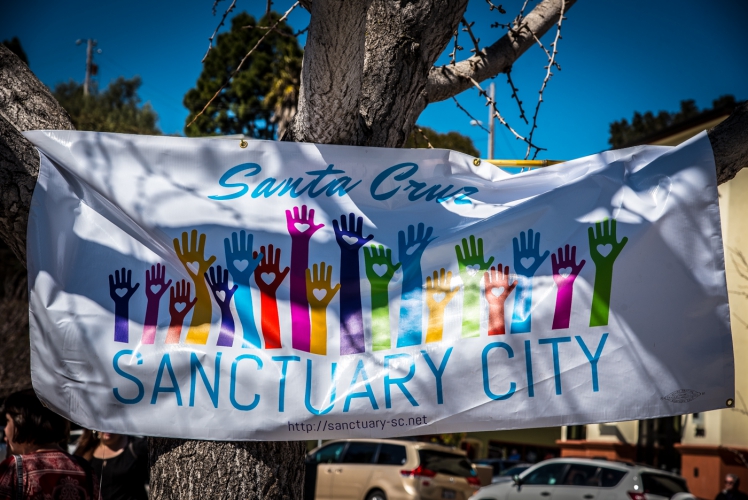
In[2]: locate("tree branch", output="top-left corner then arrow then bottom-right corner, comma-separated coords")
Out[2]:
425,0 -> 576,103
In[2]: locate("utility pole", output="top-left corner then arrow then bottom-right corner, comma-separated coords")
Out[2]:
488,82 -> 495,159
76,39 -> 98,96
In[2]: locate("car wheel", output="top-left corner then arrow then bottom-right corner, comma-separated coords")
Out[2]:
365,489 -> 387,500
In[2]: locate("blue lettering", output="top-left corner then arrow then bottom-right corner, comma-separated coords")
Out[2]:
272,356 -> 300,412
453,186 -> 479,205
370,163 -> 419,200
539,337 -> 572,395
421,347 -> 452,405
524,340 -> 534,398
343,360 -> 379,412
305,360 -> 337,415
151,354 -> 182,406
208,163 -> 261,200
190,352 -> 221,408
384,354 -> 418,409
112,350 -> 144,405
230,354 -> 262,411
251,177 -> 283,198
482,342 -> 516,400
576,333 -> 608,392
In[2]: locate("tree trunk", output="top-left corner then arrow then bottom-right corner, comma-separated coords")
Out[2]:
1,0 -> 748,495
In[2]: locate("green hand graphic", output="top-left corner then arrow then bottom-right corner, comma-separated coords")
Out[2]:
455,235 -> 494,337
588,218 -> 628,327
363,245 -> 401,350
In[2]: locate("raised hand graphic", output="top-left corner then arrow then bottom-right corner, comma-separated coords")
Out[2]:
109,267 -> 140,343
253,244 -> 290,349
173,230 -> 216,344
511,229 -> 550,333
397,223 -> 436,347
425,268 -> 459,343
165,279 -> 197,344
484,265 -> 518,336
334,213 -> 373,355
455,235 -> 495,338
363,245 -> 401,351
224,230 -> 263,348
551,245 -> 586,329
142,263 -> 172,344
305,262 -> 341,355
285,205 -> 324,351
205,265 -> 239,347
588,219 -> 628,327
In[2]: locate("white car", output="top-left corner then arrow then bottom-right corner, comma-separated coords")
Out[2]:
469,458 -> 696,500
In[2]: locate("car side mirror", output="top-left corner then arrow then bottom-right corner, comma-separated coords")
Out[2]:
512,475 -> 522,486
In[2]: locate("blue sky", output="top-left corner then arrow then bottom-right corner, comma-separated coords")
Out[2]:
3,0 -> 747,161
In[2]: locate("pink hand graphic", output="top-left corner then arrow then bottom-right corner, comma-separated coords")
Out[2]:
551,244 -> 586,330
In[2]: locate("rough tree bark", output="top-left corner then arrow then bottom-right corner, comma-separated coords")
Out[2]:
1,0 -> 747,497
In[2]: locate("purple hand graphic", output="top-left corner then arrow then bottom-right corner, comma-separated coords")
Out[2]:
286,205 -> 324,351
205,265 -> 239,347
109,267 -> 140,343
142,263 -> 171,344
166,280 -> 197,344
551,244 -> 585,330
333,213 -> 374,251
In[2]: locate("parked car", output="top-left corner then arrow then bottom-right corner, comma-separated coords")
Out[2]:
305,438 -> 481,500
468,457 -> 693,500
473,459 -> 527,478
490,465 -> 532,484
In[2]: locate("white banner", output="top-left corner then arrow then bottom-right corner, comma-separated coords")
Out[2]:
24,130 -> 733,441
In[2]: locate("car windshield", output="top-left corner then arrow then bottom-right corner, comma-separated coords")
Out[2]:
500,465 -> 530,477
418,450 -> 475,478
642,473 -> 688,496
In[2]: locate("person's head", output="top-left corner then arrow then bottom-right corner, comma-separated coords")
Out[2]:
2,389 -> 68,454
725,474 -> 740,491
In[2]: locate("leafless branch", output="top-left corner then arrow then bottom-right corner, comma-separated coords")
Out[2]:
461,18 -> 482,57
505,67 -> 527,124
730,248 -> 748,281
202,0 -> 238,63
469,76 -> 544,156
452,96 -> 488,133
484,0 -> 506,14
449,29 -> 462,66
525,0 -> 564,159
188,2 -> 300,129
415,127 -> 435,149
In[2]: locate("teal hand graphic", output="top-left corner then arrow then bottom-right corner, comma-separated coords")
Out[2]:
588,218 -> 628,327
455,235 -> 494,338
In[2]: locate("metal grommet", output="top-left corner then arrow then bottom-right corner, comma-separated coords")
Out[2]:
473,158 -> 481,166
727,398 -> 735,407
240,140 -> 248,149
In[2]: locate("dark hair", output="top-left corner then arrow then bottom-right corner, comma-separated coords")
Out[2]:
2,389 -> 69,445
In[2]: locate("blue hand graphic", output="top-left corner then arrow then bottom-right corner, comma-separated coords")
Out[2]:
224,230 -> 263,348
109,267 -> 140,343
397,223 -> 436,347
511,229 -> 549,334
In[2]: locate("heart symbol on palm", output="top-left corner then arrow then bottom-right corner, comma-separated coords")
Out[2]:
186,261 -> 200,274
233,259 -> 249,272
520,257 -> 535,269
216,290 -> 226,302
558,267 -> 572,278
466,264 -> 480,277
313,289 -> 327,301
294,222 -> 310,232
115,287 -> 128,298
261,272 -> 276,285
432,292 -> 446,303
150,284 -> 161,294
597,243 -> 613,257
490,286 -> 505,297
372,264 -> 388,277
342,235 -> 359,246
175,302 -> 186,313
